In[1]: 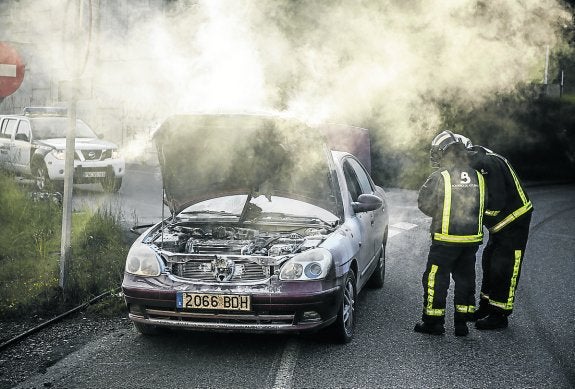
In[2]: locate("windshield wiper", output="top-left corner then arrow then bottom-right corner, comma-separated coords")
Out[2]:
253,212 -> 337,228
178,210 -> 238,217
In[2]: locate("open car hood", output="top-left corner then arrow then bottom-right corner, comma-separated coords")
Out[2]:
154,114 -> 343,217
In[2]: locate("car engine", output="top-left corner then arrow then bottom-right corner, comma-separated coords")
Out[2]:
145,224 -> 331,283
149,224 -> 328,256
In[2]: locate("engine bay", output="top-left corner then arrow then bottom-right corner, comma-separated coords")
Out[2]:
148,223 -> 330,257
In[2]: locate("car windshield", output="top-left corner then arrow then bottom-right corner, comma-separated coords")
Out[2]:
30,117 -> 97,139
178,195 -> 339,224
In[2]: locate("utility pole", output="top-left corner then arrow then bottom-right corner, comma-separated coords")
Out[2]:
59,1 -> 81,293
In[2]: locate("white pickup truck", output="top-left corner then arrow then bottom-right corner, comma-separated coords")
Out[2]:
0,107 -> 125,192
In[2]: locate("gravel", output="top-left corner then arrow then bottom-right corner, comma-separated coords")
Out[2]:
0,310 -> 132,389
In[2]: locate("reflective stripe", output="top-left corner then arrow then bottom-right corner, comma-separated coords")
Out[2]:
455,305 -> 476,313
489,202 -> 533,233
433,233 -> 483,243
477,171 -> 485,235
489,250 -> 522,311
425,265 -> 445,316
506,160 -> 528,205
440,171 -> 451,235
432,133 -> 454,147
433,170 -> 484,243
486,152 -> 531,233
485,210 -> 500,216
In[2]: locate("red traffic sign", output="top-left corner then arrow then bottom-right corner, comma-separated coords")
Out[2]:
0,42 -> 25,97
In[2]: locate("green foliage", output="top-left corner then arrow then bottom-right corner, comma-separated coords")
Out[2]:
371,87 -> 575,189
0,173 -> 129,318
66,208 -> 129,303
0,173 -> 62,317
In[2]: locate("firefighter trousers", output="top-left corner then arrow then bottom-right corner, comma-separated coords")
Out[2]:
421,243 -> 478,324
480,212 -> 532,316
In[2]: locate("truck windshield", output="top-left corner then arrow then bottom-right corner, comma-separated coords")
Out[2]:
30,117 -> 97,139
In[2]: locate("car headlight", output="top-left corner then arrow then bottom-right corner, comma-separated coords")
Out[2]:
279,248 -> 332,281
125,243 -> 161,276
111,149 -> 120,159
51,149 -> 65,160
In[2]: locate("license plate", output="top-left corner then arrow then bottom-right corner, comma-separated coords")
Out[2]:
176,292 -> 251,311
83,171 -> 106,178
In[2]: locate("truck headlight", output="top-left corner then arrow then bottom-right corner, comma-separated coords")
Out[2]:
279,248 -> 332,281
51,149 -> 65,160
111,149 -> 120,159
125,244 -> 161,276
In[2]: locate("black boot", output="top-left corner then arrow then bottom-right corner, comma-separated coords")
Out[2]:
475,314 -> 508,330
454,320 -> 469,337
471,299 -> 490,321
414,322 -> 445,335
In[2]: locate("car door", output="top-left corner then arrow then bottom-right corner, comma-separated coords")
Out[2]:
11,119 -> 32,175
344,157 -> 385,284
0,117 -> 18,169
342,158 -> 375,281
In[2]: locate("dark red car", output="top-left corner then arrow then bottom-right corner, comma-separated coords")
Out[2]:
121,114 -> 389,343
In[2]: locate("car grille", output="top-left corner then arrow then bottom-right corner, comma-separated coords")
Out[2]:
78,149 -> 103,160
171,258 -> 272,282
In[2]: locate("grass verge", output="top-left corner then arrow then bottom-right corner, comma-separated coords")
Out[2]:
0,172 -> 129,319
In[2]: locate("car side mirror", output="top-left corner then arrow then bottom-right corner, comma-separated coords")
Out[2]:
352,193 -> 383,213
15,133 -> 29,142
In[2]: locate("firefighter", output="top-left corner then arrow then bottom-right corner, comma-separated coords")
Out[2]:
454,136 -> 533,330
414,130 -> 487,336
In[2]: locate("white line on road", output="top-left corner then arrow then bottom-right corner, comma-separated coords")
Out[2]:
272,339 -> 299,389
388,222 -> 418,238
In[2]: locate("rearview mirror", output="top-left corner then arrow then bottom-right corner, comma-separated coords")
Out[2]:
352,193 -> 383,213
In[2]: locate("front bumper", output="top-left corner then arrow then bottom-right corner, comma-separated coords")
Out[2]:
122,273 -> 343,333
45,154 -> 125,181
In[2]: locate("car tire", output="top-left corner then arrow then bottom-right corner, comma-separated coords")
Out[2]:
133,321 -> 159,336
367,242 -> 386,289
329,269 -> 357,344
33,162 -> 62,192
101,176 -> 122,193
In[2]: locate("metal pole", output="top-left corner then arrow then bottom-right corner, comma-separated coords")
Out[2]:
59,1 -> 81,293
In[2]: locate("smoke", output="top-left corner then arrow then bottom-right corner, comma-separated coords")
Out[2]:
1,0 -> 570,151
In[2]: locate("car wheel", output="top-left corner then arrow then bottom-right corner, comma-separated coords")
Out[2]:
133,321 -> 159,336
330,269 -> 357,344
367,242 -> 386,289
101,176 -> 122,193
33,163 -> 59,192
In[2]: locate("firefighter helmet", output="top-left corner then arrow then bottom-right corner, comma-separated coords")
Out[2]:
430,130 -> 459,168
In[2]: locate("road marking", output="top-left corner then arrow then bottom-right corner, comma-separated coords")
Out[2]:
272,339 -> 299,389
389,222 -> 418,238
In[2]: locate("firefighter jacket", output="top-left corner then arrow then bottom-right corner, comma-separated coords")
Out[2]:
418,165 -> 486,245
468,146 -> 533,233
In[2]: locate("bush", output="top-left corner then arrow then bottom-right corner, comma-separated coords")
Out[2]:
0,172 -> 130,318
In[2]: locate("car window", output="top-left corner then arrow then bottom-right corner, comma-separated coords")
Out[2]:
0,118 -> 17,139
15,120 -> 31,141
29,117 -> 97,139
347,158 -> 373,194
343,161 -> 362,202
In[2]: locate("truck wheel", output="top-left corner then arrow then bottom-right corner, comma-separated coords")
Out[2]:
33,163 -> 50,191
101,176 -> 122,193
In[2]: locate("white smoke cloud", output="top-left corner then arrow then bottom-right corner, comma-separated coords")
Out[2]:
1,0 -> 570,149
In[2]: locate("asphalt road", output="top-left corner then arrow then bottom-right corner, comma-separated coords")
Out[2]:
15,166 -> 575,388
